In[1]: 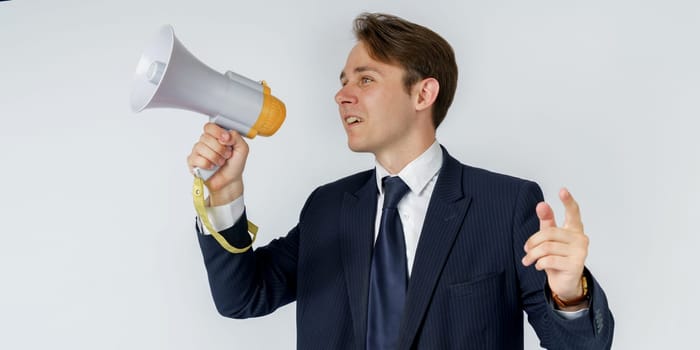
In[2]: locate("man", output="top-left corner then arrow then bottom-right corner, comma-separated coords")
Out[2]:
187,13 -> 614,349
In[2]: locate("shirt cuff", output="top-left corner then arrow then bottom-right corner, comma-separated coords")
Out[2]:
200,195 -> 245,235
553,307 -> 589,320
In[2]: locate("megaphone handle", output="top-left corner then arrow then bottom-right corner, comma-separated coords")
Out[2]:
193,165 -> 219,182
193,111 -> 244,182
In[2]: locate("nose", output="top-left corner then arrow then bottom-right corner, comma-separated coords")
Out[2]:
335,85 -> 357,105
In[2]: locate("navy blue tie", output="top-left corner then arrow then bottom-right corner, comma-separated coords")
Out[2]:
367,176 -> 410,350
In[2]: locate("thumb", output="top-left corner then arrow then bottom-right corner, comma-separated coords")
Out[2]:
536,201 -> 557,229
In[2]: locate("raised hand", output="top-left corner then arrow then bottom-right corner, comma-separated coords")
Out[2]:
522,188 -> 589,306
187,122 -> 249,206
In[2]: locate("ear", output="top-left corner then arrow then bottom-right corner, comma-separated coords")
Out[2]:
414,77 -> 440,112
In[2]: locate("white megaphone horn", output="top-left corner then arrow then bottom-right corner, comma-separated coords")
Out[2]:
130,25 -> 286,181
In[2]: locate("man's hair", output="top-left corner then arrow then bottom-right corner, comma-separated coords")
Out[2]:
353,12 -> 458,128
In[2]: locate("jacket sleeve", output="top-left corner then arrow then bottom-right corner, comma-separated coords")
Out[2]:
195,189 -> 319,319
512,181 -> 615,349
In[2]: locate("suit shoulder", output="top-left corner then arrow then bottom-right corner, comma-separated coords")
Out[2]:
455,160 -> 542,200
454,162 -> 545,216
443,150 -> 537,189
313,169 -> 374,195
295,169 -> 374,218
462,163 -> 536,187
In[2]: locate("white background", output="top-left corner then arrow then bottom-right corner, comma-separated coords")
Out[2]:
1,0 -> 698,349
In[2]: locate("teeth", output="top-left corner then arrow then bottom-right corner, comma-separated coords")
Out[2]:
346,116 -> 360,124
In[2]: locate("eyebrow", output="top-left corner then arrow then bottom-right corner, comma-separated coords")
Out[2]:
339,66 -> 381,81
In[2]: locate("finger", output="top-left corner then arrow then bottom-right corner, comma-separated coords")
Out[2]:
187,151 -> 217,172
536,201 -> 557,230
203,123 -> 236,145
521,241 -> 570,266
559,188 -> 584,231
533,255 -> 572,272
199,133 -> 233,160
524,227 -> 575,252
219,130 -> 249,166
191,142 -> 228,169
226,129 -> 246,150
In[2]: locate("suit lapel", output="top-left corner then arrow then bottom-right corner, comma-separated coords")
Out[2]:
339,172 -> 378,348
398,150 -> 472,349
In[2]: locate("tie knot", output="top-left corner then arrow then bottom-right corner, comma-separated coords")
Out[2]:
382,176 -> 410,209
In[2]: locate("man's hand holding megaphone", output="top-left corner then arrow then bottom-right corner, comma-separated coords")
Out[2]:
187,123 -> 249,207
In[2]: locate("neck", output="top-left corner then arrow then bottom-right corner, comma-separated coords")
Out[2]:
375,135 -> 435,174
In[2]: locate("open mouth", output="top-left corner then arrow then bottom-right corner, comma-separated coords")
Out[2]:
345,116 -> 363,125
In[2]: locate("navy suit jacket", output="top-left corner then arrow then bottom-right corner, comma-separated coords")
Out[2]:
197,148 -> 614,349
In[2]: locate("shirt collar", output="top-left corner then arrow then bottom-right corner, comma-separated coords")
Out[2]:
375,140 -> 443,196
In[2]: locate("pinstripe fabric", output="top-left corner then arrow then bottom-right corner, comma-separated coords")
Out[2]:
197,147 -> 614,349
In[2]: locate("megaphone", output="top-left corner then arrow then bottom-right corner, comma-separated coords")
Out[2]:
130,25 -> 286,181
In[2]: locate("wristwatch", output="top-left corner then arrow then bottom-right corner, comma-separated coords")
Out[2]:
551,275 -> 589,308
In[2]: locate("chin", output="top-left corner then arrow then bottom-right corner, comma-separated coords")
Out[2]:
346,139 -> 371,153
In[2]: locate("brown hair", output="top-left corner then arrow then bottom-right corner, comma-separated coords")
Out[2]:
353,12 -> 458,128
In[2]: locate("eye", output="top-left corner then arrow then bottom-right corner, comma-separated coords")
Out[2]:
360,76 -> 374,85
